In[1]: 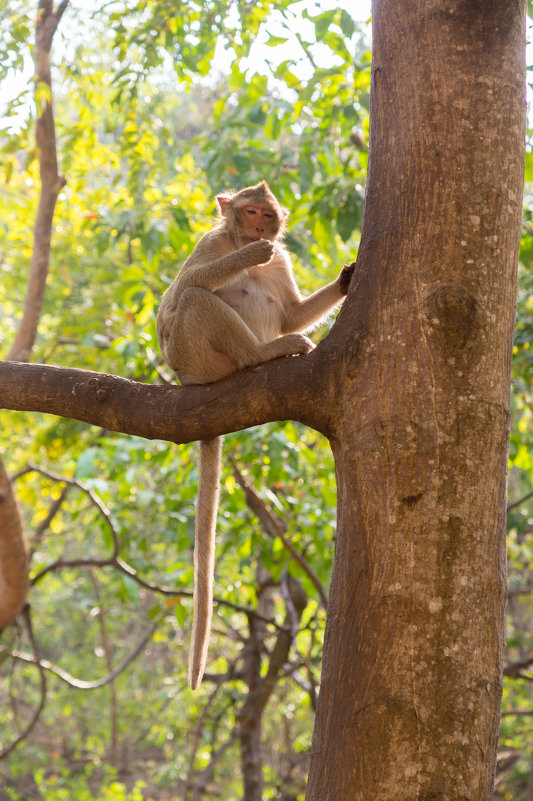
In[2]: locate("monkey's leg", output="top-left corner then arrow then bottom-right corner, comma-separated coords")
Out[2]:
175,287 -> 312,383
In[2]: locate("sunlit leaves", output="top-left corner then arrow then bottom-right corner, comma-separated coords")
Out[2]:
0,0 -> 32,81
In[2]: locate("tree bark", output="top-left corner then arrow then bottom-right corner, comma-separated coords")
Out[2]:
0,460 -> 29,629
0,358 -> 333,444
306,1 -> 525,799
238,575 -> 307,801
7,0 -> 68,363
1,0 -> 68,633
0,0 -> 525,796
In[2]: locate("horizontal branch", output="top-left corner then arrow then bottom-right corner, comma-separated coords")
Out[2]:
507,489 -> 533,512
503,654 -> 533,679
0,354 -> 336,444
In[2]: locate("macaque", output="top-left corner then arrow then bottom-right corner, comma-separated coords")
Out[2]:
157,181 -> 354,689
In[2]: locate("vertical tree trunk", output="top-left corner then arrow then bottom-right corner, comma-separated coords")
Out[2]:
239,614 -> 266,801
7,0 -> 68,363
306,1 -> 525,798
0,460 -> 29,629
0,0 -> 68,632
237,572 -> 307,801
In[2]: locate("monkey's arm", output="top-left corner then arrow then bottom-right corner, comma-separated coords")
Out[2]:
281,281 -> 342,333
280,263 -> 355,334
180,238 -> 274,293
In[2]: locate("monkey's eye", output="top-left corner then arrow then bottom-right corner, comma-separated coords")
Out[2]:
245,208 -> 257,215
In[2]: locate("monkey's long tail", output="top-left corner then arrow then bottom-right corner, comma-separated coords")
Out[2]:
188,436 -> 223,690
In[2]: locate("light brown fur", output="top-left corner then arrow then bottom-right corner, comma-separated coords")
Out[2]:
157,181 -> 352,689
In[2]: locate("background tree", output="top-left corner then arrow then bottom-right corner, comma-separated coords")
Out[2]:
0,1 -> 532,800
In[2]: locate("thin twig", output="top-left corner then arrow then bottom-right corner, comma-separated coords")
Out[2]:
190,732 -> 239,801
16,463 -> 120,558
10,620 -> 159,690
504,655 -> 533,679
233,463 -> 328,608
29,483 -> 70,558
0,606 -> 47,759
507,489 -> 533,512
183,667 -> 237,801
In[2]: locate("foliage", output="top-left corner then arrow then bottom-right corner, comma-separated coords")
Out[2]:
0,1 -> 532,799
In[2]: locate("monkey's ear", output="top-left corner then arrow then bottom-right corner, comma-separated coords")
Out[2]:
216,194 -> 231,217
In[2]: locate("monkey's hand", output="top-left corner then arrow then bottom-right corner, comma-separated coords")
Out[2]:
283,333 -> 315,354
239,238 -> 275,267
338,261 -> 356,296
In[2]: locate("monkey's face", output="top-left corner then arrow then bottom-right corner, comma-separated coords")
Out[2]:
234,203 -> 280,243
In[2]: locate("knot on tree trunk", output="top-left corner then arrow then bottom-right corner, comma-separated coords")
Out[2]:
426,284 -> 479,351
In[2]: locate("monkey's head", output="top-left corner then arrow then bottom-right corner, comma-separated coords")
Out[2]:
217,181 -> 288,245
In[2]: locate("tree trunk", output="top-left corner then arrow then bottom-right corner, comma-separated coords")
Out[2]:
7,0 -> 67,363
0,460 -> 29,629
237,573 -> 307,801
306,1 -> 525,799
0,0 -> 68,633
0,0 -> 525,795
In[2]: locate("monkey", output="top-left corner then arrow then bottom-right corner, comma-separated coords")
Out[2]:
157,181 -> 354,689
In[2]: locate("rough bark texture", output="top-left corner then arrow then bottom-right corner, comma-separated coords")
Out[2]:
306,1 -> 525,799
0,358 -> 335,444
0,460 -> 29,629
0,0 -> 525,795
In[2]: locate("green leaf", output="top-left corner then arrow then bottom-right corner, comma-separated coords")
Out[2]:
118,575 -> 140,604
340,10 -> 356,39
75,447 -> 100,478
337,191 -> 362,242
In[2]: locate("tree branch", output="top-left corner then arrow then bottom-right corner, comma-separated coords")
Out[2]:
503,655 -> 533,680
233,464 -> 328,608
16,462 -> 120,559
10,619 -> 159,690
30,484 -> 70,557
0,606 -> 46,759
182,670 -> 233,801
31,553 -> 288,631
0,355 -> 336,444
190,733 -> 239,801
507,489 -> 533,512
87,571 -> 118,763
